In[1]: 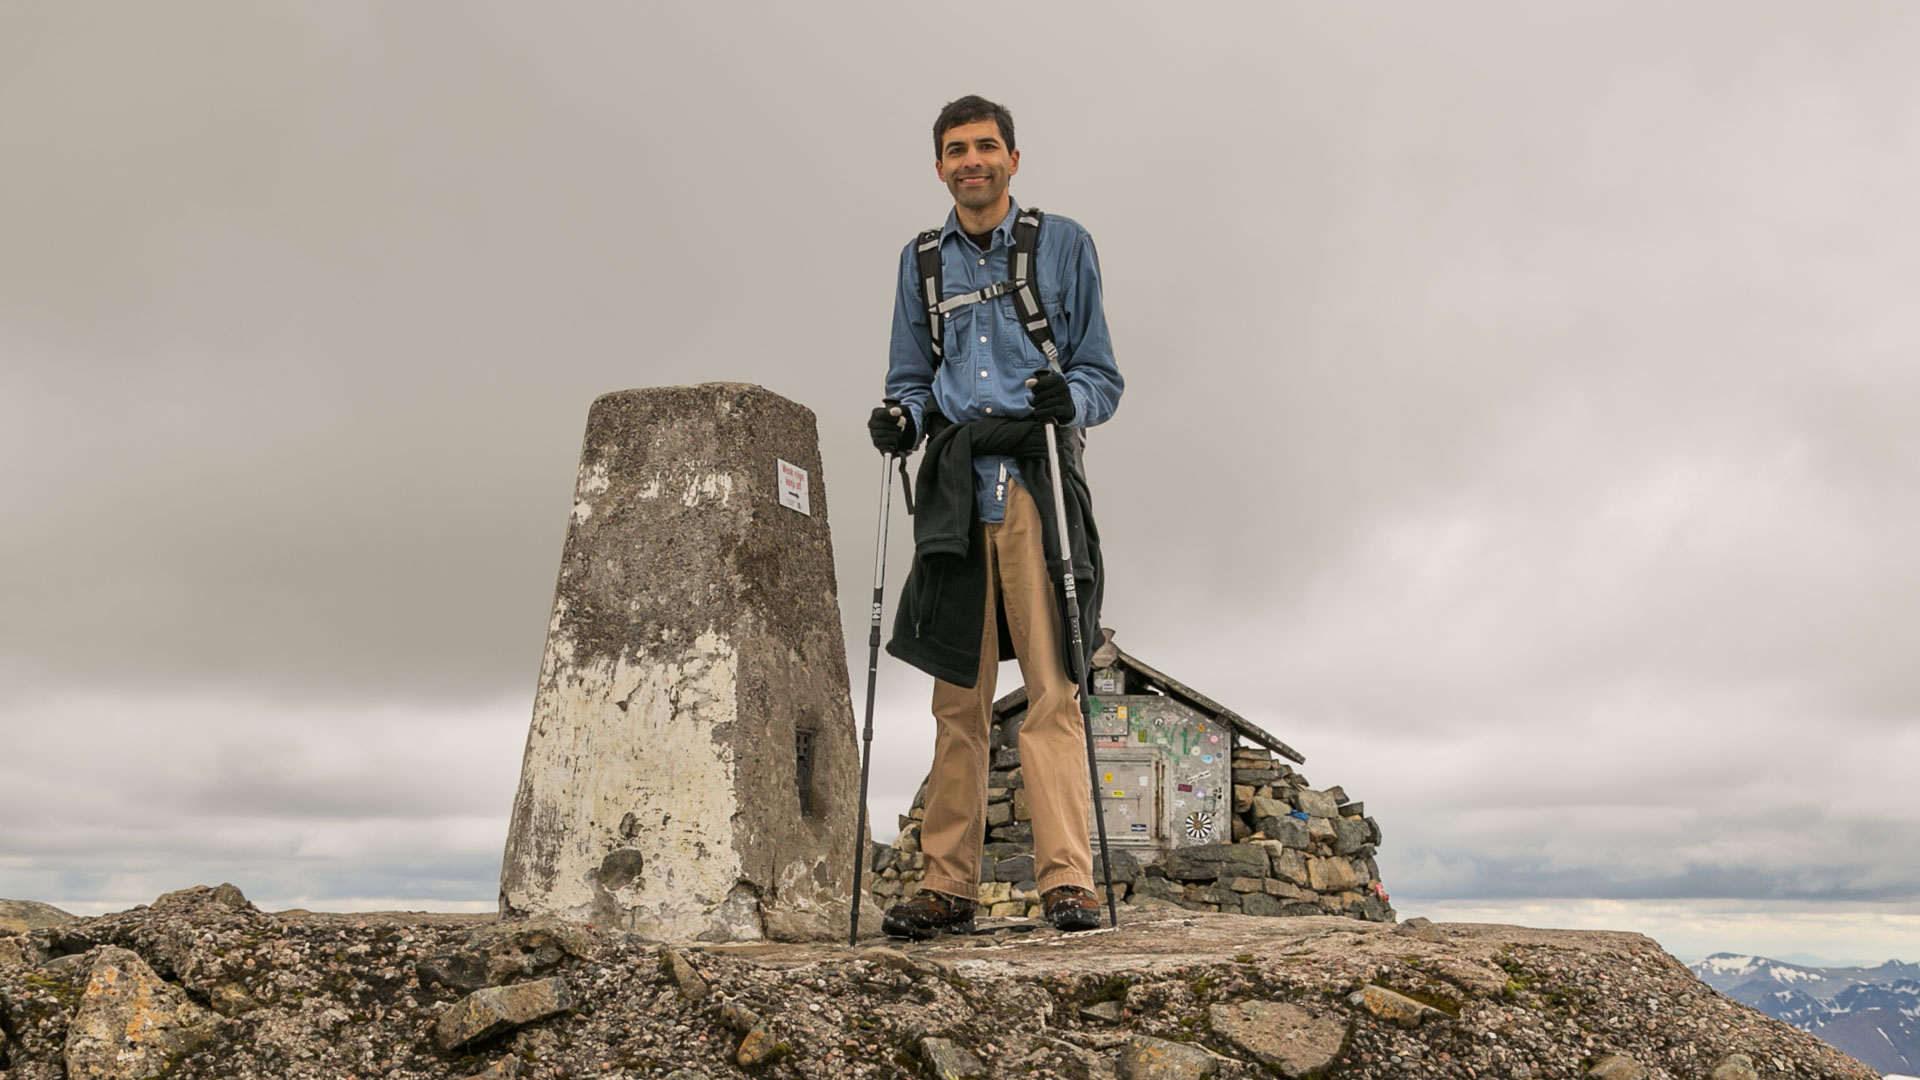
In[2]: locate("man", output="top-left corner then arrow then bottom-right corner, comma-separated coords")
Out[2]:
869,95 -> 1123,937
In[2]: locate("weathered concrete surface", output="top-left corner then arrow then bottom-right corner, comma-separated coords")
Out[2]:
500,383 -> 860,942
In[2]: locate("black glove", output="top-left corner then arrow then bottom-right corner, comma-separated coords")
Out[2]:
868,402 -> 915,453
1026,370 -> 1076,424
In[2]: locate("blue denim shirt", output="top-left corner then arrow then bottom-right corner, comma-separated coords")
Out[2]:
886,198 -> 1123,522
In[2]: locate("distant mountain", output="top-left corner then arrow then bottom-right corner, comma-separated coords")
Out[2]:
1689,953 -> 1920,1076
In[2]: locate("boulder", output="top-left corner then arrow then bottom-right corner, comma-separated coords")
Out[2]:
1347,984 -> 1446,1027
994,855 -> 1036,883
433,977 -> 573,1051
1269,847 -> 1310,886
735,1023 -> 782,1066
1256,814 -> 1312,850
1239,892 -> 1290,917
418,922 -> 587,993
1587,1054 -> 1650,1080
663,949 -> 710,1001
1160,844 -> 1267,884
64,946 -> 220,1080
990,821 -> 1034,845
1331,816 -> 1372,855
920,1036 -> 987,1079
1708,1053 -> 1760,1080
716,999 -> 761,1032
1119,1034 -> 1218,1079
1093,849 -> 1141,884
1307,856 -> 1361,892
1248,796 -> 1289,822
1262,879 -> 1314,902
1207,1000 -> 1347,1077
152,883 -> 249,910
1295,788 -> 1342,818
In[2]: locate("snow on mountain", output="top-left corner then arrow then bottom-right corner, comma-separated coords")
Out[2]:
1689,952 -> 1920,1076
1697,953 -> 1761,976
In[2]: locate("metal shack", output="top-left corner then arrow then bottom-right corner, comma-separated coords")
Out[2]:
993,642 -> 1305,853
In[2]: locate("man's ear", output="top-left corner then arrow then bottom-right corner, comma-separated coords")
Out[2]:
1008,148 -> 1020,178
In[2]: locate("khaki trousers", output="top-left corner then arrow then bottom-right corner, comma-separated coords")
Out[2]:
918,480 -> 1095,900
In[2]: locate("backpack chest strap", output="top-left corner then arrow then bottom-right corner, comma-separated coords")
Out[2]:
913,208 -> 1060,371
934,278 -> 1018,315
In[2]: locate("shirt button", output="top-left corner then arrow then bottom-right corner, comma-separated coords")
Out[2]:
985,406 -> 994,413
979,336 -> 987,344
979,369 -> 988,377
978,258 -> 986,265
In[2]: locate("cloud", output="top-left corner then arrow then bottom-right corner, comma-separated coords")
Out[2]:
1404,899 -> 1920,967
2,2 -> 1917,965
0,691 -> 525,913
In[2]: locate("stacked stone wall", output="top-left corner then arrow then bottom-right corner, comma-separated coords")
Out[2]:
867,743 -> 1394,922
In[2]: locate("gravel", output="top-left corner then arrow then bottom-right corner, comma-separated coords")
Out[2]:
0,886 -> 1881,1080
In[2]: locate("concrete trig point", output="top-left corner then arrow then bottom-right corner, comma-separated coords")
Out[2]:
499,383 -> 859,942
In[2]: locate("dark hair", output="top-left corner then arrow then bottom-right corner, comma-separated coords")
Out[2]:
932,95 -> 1016,158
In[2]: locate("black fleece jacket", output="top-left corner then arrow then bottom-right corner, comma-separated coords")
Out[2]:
885,414 -> 1104,688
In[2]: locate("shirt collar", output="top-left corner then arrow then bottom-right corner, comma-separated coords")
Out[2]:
940,196 -> 1020,248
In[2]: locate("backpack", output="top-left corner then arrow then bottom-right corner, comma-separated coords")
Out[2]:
912,207 -> 1086,460
914,206 -> 1061,372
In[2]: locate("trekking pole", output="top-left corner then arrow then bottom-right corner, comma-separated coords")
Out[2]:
850,405 -> 904,946
1041,419 -> 1119,929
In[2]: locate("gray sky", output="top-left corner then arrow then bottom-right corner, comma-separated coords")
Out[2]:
3,2 -> 1916,964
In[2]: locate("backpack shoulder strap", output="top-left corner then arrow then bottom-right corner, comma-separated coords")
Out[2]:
1008,207 -> 1062,369
1010,208 -> 1088,462
913,228 -> 945,371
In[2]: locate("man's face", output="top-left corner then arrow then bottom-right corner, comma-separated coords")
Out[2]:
935,119 -> 1020,212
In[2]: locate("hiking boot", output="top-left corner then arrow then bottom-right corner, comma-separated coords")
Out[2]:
1042,885 -> 1102,932
881,890 -> 976,940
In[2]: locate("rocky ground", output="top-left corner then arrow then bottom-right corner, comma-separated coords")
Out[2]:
0,887 -> 1881,1080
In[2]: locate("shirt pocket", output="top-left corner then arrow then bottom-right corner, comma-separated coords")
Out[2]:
1039,284 -> 1066,330
1005,287 -> 1066,366
942,299 -> 985,361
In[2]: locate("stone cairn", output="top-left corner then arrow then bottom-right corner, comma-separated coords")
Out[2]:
868,742 -> 1394,922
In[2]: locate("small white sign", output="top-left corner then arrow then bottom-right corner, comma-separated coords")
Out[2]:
777,459 -> 810,516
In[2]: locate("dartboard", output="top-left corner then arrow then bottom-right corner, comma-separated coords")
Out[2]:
1184,811 -> 1215,841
